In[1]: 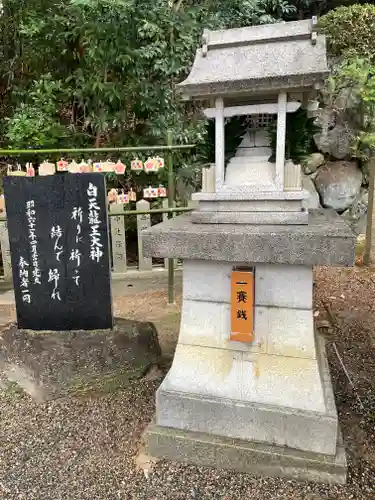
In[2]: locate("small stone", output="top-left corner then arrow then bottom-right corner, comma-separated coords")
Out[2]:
316,319 -> 331,329
357,234 -> 366,244
135,449 -> 157,479
302,153 -> 325,175
143,364 -> 164,381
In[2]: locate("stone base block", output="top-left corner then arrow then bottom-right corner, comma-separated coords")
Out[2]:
156,384 -> 337,455
141,210 -> 355,266
143,423 -> 347,484
155,334 -> 338,455
0,319 -> 161,402
197,199 -> 304,213
192,190 -> 309,202
191,210 -> 308,225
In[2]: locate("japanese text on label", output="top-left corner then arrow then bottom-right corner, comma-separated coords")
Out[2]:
19,256 -> 31,304
26,200 -> 41,285
87,182 -> 103,263
70,206 -> 83,286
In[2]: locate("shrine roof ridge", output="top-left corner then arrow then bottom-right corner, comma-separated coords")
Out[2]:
178,19 -> 329,99
202,19 -> 316,50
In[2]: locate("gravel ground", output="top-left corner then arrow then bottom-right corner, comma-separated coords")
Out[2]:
1,267 -> 375,499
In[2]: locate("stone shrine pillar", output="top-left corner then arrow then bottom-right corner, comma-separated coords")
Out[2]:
141,19 -> 355,484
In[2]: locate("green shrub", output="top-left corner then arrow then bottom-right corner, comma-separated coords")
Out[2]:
319,4 -> 375,63
268,108 -> 320,163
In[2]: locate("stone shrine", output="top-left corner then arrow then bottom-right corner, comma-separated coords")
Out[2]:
142,20 -> 355,483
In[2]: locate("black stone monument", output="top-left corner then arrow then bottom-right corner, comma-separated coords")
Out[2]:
4,174 -> 113,330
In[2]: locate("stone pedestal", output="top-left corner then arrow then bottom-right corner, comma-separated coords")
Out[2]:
191,190 -> 309,224
0,319 -> 161,402
144,421 -> 347,484
141,210 -> 355,483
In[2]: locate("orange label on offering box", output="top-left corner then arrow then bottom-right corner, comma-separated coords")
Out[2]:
230,270 -> 254,343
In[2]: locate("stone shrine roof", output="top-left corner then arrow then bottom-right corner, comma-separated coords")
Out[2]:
178,19 -> 329,99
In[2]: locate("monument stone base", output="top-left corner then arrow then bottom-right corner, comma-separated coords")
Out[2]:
141,210 -> 354,483
155,335 -> 339,456
0,318 -> 161,402
143,422 -> 347,485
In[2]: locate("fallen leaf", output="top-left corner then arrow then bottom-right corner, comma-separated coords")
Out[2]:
135,447 -> 157,480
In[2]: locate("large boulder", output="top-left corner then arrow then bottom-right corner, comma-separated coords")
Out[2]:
0,318 -> 162,402
314,161 -> 363,212
302,153 -> 325,175
313,85 -> 360,160
314,123 -> 355,160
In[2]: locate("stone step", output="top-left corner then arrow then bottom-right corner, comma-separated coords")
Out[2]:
235,146 -> 272,158
228,156 -> 273,164
144,423 -> 346,484
197,199 -> 304,213
192,190 -> 309,201
191,210 -> 308,224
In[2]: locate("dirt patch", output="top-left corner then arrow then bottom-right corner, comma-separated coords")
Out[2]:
314,266 -> 375,496
113,289 -> 182,357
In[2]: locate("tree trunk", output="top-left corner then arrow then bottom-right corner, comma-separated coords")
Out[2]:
364,157 -> 375,265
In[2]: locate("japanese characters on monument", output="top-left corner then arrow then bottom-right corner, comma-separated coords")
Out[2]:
71,206 -> 83,287
87,182 -> 104,263
19,256 -> 31,304
49,224 -> 63,301
236,289 -> 248,320
26,200 -> 42,286
4,175 -> 112,331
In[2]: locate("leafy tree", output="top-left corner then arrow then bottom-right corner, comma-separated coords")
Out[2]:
1,0 -> 299,150
319,4 -> 375,64
324,57 -> 375,159
1,0 -> 371,149
5,76 -> 67,148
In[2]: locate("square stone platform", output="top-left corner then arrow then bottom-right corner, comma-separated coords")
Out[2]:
142,209 -> 355,266
144,423 -> 347,484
